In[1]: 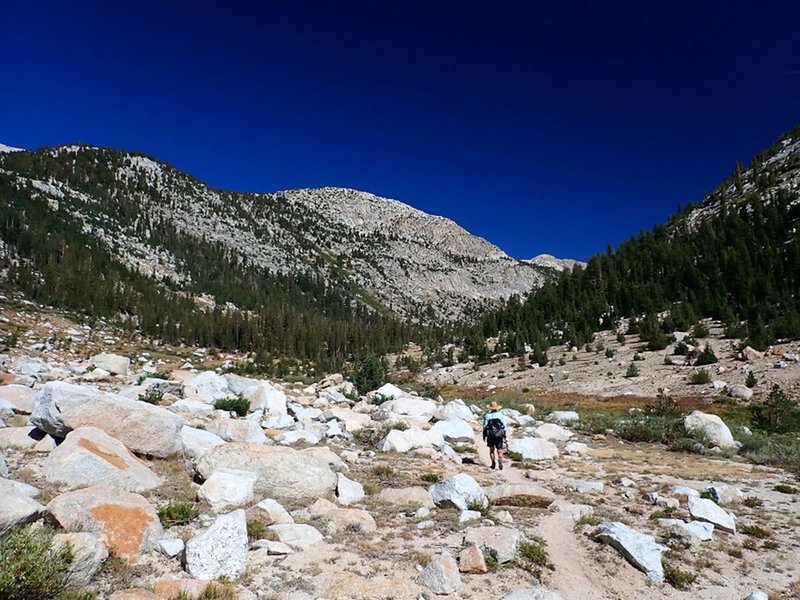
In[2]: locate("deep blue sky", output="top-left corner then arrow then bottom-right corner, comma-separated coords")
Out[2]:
2,1 -> 799,261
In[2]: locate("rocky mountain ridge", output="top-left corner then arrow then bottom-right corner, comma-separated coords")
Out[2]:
0,144 -> 578,321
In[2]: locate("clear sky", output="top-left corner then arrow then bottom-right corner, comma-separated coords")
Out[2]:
2,1 -> 798,261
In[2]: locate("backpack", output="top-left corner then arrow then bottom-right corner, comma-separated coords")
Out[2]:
484,416 -> 505,439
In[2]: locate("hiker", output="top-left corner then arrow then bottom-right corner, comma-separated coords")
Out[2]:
482,400 -> 507,470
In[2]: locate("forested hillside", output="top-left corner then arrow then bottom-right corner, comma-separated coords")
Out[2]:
472,125 -> 800,358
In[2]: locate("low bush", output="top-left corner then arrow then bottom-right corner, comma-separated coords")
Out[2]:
689,369 -> 711,385
514,536 -> 554,578
750,384 -> 800,433
158,502 -> 199,527
138,387 -> 164,405
0,524 -> 74,600
625,363 -> 640,378
695,345 -> 718,366
214,395 -> 249,416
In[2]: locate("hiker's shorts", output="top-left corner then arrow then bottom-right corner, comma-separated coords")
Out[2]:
486,436 -> 504,450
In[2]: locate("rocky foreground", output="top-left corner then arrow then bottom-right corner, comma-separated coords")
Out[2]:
1,349 -> 799,600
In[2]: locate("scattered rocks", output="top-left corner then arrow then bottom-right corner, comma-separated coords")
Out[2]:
688,496 -> 736,533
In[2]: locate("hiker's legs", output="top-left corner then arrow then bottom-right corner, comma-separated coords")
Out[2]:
497,446 -> 504,469
488,445 -> 497,467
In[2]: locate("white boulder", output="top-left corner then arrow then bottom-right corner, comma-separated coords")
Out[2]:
684,411 -> 738,450
507,437 -> 559,461
429,473 -> 487,510
198,468 -> 258,512
184,509 -> 248,579
593,522 -> 667,581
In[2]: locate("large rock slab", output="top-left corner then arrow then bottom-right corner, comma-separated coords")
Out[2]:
485,483 -> 556,508
684,411 -> 738,449
90,353 -> 130,376
545,411 -> 579,425
46,484 -> 162,563
53,532 -> 109,586
418,552 -> 461,595
378,428 -> 445,453
195,442 -> 337,503
42,426 -> 162,492
729,384 -> 754,400
434,399 -> 475,422
31,382 -> 184,457
593,522 -> 667,581
533,423 -> 573,442
463,526 -> 521,563
184,509 -> 248,579
430,419 -> 475,443
376,486 -> 434,508
308,499 -> 377,534
429,473 -> 487,510
0,384 -> 35,414
688,496 -> 736,533
198,468 -> 258,512
184,371 -> 231,402
380,396 -> 437,419
507,437 -> 559,461
243,381 -> 287,414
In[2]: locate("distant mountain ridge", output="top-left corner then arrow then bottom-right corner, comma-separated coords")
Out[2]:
0,143 -> 575,322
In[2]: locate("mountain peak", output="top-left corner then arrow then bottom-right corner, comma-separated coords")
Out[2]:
0,143 -> 24,153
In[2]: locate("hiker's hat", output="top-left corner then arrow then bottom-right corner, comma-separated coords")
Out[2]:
486,401 -> 502,410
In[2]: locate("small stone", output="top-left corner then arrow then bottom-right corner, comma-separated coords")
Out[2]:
458,544 -> 488,574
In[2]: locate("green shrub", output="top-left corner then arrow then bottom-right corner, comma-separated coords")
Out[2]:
745,370 -> 757,388
514,536 -> 553,577
689,369 -> 711,384
246,520 -> 270,541
604,348 -> 615,359
138,387 -> 164,405
169,583 -> 238,600
616,332 -> 626,345
774,483 -> 798,494
158,502 -> 199,527
625,363 -> 639,378
695,345 -> 718,366
647,388 -> 681,417
663,561 -> 697,590
633,353 -> 645,361
57,592 -> 98,600
692,322 -> 710,338
372,465 -> 393,478
739,524 -> 771,538
214,395 -> 250,416
370,393 -> 394,406
742,496 -> 763,508
663,355 -> 674,365
0,524 -> 74,600
750,384 -> 800,433
352,354 -> 389,395
673,340 -> 688,356
420,473 -> 440,483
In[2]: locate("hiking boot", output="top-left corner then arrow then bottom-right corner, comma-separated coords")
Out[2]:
499,461 -> 504,470
490,461 -> 496,470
